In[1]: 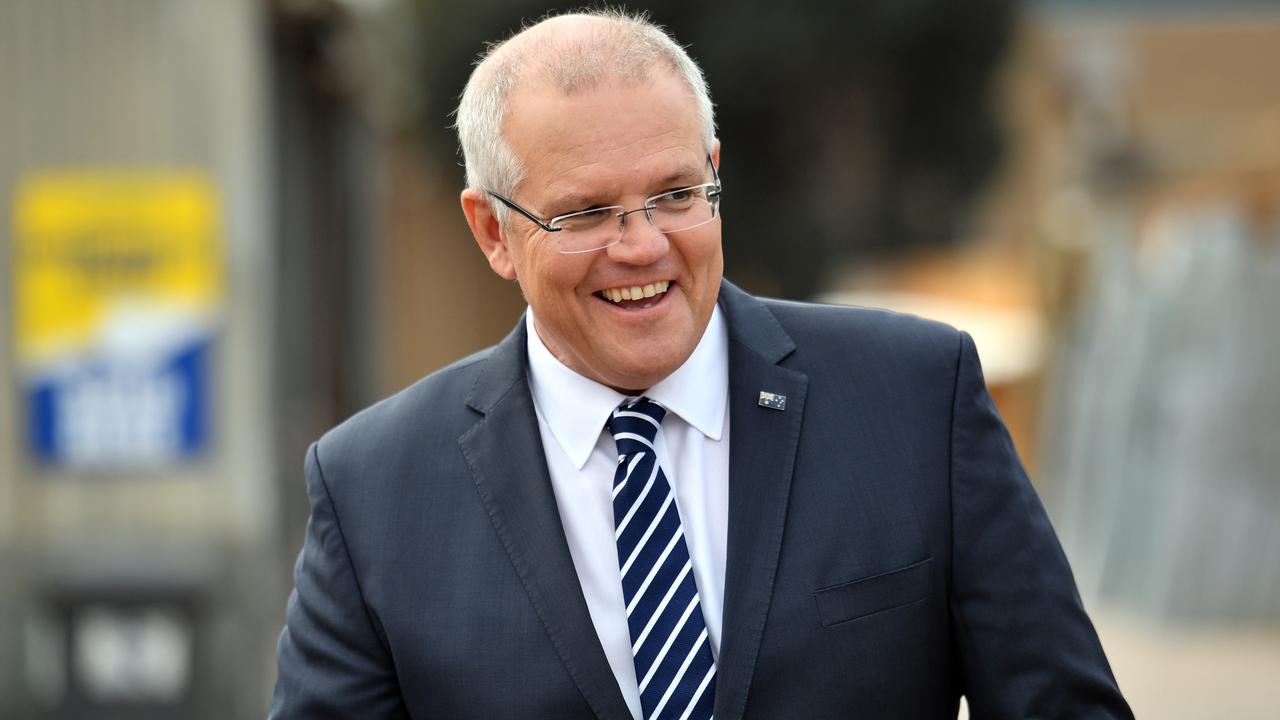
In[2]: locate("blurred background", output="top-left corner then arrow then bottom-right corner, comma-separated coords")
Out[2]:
2,0 -> 1278,717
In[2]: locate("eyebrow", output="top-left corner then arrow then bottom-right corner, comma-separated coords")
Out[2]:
551,193 -> 612,215
653,163 -> 706,190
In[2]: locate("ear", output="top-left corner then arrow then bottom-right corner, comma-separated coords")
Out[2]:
461,188 -> 516,280
710,138 -> 721,171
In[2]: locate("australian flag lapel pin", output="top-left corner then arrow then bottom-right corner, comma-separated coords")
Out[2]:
758,391 -> 787,411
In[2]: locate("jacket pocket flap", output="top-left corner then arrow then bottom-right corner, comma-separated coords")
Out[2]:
814,557 -> 933,627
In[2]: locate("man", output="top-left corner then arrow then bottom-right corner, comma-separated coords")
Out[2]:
272,10 -> 1131,719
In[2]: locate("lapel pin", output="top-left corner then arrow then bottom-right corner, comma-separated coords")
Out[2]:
758,391 -> 787,411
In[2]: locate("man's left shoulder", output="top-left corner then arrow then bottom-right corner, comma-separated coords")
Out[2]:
758,295 -> 965,369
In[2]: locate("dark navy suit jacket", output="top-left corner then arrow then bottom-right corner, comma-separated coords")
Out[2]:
272,281 -> 1131,719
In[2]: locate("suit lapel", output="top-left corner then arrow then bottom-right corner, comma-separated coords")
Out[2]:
713,283 -> 809,720
458,320 -> 634,720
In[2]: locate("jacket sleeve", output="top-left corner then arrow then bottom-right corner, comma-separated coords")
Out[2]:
948,332 -> 1133,719
270,442 -> 408,719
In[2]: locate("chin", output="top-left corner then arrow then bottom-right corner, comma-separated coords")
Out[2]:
611,363 -> 678,393
605,374 -> 662,394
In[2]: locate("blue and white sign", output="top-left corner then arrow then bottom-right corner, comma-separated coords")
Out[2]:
13,172 -> 223,469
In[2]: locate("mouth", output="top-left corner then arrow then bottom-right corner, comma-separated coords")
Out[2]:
595,280 -> 671,309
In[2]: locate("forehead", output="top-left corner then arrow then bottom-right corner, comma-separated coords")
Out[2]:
504,71 -> 706,200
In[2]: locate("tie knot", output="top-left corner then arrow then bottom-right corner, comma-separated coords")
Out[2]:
606,397 -> 666,457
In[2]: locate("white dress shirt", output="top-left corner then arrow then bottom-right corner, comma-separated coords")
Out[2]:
524,306 -> 730,720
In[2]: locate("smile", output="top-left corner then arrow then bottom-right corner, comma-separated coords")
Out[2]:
596,280 -> 671,308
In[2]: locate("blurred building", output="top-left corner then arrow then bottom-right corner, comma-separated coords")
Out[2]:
0,1 -> 276,717
1026,3 -> 1280,624
0,0 -> 522,716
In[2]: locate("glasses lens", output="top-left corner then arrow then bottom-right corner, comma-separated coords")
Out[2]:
555,207 -> 622,254
649,185 -> 719,234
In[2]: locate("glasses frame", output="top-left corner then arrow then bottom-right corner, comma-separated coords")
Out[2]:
487,155 -> 722,254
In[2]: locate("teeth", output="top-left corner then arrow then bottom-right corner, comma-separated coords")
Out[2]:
600,280 -> 669,304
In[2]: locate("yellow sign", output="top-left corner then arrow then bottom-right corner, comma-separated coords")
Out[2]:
13,172 -> 223,362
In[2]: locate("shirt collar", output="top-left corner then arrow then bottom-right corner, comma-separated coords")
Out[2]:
525,304 -> 729,470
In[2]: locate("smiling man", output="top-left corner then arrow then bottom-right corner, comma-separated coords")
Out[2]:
271,11 -> 1132,720
463,60 -> 723,394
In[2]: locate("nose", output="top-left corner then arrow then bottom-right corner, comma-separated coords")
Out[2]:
606,208 -> 669,265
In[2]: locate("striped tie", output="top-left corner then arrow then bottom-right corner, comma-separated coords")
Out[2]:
607,397 -> 716,720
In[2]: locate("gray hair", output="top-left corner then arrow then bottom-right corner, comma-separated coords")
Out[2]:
454,9 -> 716,219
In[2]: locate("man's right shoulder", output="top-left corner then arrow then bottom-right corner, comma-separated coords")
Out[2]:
311,344 -> 501,473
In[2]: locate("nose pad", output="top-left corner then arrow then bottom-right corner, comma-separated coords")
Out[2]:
610,207 -> 668,263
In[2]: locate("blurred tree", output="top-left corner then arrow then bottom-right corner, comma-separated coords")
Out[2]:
408,0 -> 1020,298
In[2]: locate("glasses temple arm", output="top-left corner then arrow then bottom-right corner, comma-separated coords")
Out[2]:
487,192 -> 561,233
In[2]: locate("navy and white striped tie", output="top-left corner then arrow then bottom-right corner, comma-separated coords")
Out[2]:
607,397 -> 716,720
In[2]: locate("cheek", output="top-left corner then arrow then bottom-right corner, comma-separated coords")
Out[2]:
527,256 -> 593,311
508,238 -> 550,287
682,233 -> 723,281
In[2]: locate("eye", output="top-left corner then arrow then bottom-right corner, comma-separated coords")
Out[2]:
554,207 -> 615,231
651,186 -> 703,210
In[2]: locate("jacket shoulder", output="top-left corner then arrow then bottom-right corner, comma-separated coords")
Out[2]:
758,296 -> 965,370
312,346 -> 495,477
